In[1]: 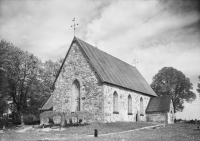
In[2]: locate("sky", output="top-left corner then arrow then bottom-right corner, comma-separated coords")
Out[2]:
0,0 -> 200,120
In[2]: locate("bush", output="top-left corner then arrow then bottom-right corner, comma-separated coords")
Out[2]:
40,111 -> 63,126
40,111 -> 63,119
53,116 -> 61,124
40,111 -> 93,127
64,111 -> 93,125
24,114 -> 40,125
0,117 -> 8,127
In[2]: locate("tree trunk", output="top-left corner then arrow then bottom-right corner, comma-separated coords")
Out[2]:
20,112 -> 25,126
61,113 -> 65,127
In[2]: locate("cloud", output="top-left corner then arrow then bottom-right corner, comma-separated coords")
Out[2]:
0,0 -> 111,60
0,0 -> 200,119
83,0 -> 200,119
83,0 -> 200,79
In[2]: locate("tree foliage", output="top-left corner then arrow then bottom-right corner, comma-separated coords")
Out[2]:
0,40 -> 43,124
197,76 -> 200,95
151,67 -> 196,112
0,39 -> 60,124
0,40 -> 15,115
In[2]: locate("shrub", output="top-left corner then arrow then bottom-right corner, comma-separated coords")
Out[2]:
53,116 -> 61,124
41,117 -> 49,125
24,114 -> 40,125
64,111 -> 93,125
40,111 -> 63,126
40,111 -> 93,127
40,111 -> 63,119
0,117 -> 8,127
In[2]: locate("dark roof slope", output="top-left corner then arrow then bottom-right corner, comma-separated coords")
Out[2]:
75,37 -> 157,97
146,95 -> 172,113
40,95 -> 53,111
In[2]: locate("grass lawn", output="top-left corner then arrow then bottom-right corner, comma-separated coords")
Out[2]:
0,122 -> 155,140
0,122 -> 199,141
48,122 -> 156,135
82,123 -> 200,141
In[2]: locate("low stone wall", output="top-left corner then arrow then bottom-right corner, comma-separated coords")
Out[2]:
146,112 -> 168,123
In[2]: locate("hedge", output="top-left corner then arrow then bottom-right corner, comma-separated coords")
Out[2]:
40,111 -> 93,126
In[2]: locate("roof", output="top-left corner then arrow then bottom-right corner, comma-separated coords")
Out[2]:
42,37 -> 157,110
40,95 -> 53,111
75,37 -> 157,97
146,95 -> 172,114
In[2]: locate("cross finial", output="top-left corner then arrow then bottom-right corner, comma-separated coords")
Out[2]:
71,18 -> 78,37
133,58 -> 138,67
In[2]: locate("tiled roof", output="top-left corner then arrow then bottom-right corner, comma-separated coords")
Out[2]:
75,37 -> 157,97
40,95 -> 53,111
146,95 -> 172,114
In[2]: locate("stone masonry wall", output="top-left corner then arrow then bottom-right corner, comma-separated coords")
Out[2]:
103,84 -> 150,123
53,42 -> 103,122
146,101 -> 175,124
147,113 -> 167,123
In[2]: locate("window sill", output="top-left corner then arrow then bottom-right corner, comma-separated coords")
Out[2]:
128,113 -> 133,115
113,111 -> 119,114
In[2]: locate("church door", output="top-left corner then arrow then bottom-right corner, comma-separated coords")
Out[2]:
71,80 -> 80,112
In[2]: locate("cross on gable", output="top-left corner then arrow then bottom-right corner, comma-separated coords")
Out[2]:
133,58 -> 138,67
71,18 -> 78,37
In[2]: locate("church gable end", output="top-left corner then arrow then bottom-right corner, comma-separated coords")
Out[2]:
53,41 -> 103,122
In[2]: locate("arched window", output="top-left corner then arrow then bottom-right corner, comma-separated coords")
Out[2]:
128,95 -> 132,115
71,80 -> 80,112
140,97 -> 144,115
170,111 -> 173,122
113,91 -> 118,114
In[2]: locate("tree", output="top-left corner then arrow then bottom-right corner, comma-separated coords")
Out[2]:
151,67 -> 196,112
0,40 -> 14,115
0,39 -> 62,125
27,59 -> 60,116
197,76 -> 200,96
41,60 -> 60,91
0,40 -> 43,125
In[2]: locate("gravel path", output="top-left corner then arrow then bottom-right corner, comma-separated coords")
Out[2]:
15,126 -> 33,133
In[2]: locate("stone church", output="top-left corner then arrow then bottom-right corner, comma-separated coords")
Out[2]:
40,37 -> 174,123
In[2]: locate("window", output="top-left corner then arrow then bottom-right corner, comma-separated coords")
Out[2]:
113,91 -> 118,114
170,111 -> 173,122
128,95 -> 132,115
140,97 -> 144,116
71,80 -> 80,112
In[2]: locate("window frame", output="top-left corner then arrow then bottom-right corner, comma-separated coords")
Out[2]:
71,79 -> 81,113
140,97 -> 144,116
128,94 -> 132,115
113,91 -> 119,114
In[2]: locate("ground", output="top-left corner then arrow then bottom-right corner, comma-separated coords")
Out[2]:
0,122 -> 199,141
